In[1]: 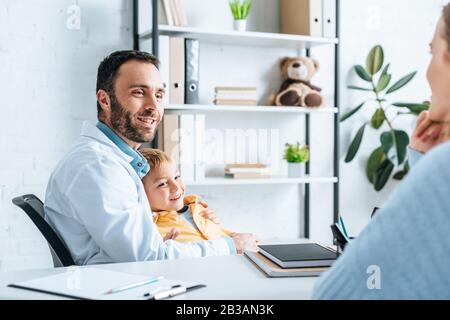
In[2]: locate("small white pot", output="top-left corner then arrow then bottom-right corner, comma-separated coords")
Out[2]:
233,19 -> 247,31
288,162 -> 305,178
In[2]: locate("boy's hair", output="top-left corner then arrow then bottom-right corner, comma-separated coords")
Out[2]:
140,148 -> 173,170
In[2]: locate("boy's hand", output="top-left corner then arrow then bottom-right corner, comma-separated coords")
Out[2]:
411,110 -> 447,153
163,228 -> 180,241
230,233 -> 260,254
198,204 -> 221,224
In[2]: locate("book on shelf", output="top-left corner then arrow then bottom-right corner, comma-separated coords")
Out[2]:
214,99 -> 257,106
194,114 -> 206,181
161,113 -> 206,182
245,251 -> 328,277
215,92 -> 257,100
258,243 -> 337,269
226,163 -> 267,169
225,172 -> 271,179
225,167 -> 270,174
215,86 -> 257,92
224,164 -> 270,179
179,114 -> 195,181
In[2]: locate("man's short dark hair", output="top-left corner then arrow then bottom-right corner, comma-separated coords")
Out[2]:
96,50 -> 160,117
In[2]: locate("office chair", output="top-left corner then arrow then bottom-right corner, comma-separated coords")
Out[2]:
12,194 -> 75,268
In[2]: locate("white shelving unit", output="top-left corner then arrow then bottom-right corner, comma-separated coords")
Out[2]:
165,104 -> 338,114
139,25 -> 338,49
134,0 -> 340,237
184,176 -> 338,186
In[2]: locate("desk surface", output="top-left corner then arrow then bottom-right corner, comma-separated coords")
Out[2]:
0,254 -> 318,300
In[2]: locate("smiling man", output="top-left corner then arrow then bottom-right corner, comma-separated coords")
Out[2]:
44,50 -> 258,265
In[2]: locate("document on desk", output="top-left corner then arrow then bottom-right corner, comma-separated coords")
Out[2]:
8,268 -> 205,300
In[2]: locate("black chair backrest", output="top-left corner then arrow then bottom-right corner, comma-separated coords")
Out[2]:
12,194 -> 75,267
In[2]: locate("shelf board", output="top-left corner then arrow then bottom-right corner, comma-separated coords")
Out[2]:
184,176 -> 338,186
140,25 -> 338,49
165,104 -> 338,114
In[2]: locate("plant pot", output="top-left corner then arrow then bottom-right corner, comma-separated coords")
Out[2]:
233,19 -> 247,32
287,162 -> 305,178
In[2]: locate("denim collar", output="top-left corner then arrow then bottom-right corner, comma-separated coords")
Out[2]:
96,121 -> 150,179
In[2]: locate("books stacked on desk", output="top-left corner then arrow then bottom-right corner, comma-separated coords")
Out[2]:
245,243 -> 337,277
214,87 -> 257,106
224,163 -> 270,179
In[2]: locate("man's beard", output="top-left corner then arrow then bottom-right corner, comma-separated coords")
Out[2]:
109,93 -> 159,144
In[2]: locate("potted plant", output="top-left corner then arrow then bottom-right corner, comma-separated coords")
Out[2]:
229,0 -> 252,31
284,142 -> 309,178
341,45 -> 429,191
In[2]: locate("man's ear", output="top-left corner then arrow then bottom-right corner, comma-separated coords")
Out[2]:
97,89 -> 111,115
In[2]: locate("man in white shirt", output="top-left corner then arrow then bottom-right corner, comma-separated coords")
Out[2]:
44,50 -> 258,265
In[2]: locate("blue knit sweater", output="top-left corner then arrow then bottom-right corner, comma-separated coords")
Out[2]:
313,143 -> 450,299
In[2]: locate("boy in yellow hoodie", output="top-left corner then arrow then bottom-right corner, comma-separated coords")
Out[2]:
140,148 -> 236,243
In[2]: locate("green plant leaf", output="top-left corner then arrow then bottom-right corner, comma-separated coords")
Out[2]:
373,159 -> 394,191
381,63 -> 390,77
371,108 -> 385,129
347,85 -> 372,91
392,102 -> 430,115
354,65 -> 372,82
345,123 -> 366,163
366,45 -> 384,75
376,74 -> 391,93
380,130 -> 410,165
386,71 -> 417,95
340,102 -> 365,122
366,147 -> 386,184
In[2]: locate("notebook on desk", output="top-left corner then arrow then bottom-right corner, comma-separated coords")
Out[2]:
8,268 -> 205,300
258,243 -> 337,268
245,251 -> 329,277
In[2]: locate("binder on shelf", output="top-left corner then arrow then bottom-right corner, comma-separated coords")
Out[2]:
280,0 -> 323,37
179,114 -> 195,182
169,37 -> 185,104
159,35 -> 170,106
185,39 -> 200,104
322,0 -> 336,38
194,114 -> 205,181
163,114 -> 180,165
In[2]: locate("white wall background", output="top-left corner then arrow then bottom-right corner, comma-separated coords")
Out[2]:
0,0 -> 446,271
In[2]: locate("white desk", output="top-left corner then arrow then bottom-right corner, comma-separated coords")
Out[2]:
0,254 -> 318,300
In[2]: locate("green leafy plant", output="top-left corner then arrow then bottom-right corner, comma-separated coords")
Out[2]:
229,0 -> 252,20
284,143 -> 309,163
341,45 -> 429,191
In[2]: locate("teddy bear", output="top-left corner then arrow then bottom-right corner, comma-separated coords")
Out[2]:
269,56 -> 323,108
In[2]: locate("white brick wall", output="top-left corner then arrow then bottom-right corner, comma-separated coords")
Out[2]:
0,0 -> 132,271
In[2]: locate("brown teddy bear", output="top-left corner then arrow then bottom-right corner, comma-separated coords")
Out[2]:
269,56 -> 323,108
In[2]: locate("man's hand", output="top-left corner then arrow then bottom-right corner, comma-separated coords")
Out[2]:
198,202 -> 220,224
163,228 -> 180,241
230,232 -> 260,254
410,110 -> 447,153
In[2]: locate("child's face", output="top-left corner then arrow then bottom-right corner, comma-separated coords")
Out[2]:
142,161 -> 185,212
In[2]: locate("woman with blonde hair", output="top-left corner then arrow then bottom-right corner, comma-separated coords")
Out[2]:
313,3 -> 450,299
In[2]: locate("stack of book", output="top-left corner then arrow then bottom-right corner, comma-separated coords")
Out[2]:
224,164 -> 270,179
214,87 -> 257,106
245,243 -> 337,278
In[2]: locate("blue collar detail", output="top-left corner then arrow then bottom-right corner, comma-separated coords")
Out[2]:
96,121 -> 150,179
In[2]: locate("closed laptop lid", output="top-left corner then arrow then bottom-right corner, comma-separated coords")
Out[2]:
258,243 -> 337,262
